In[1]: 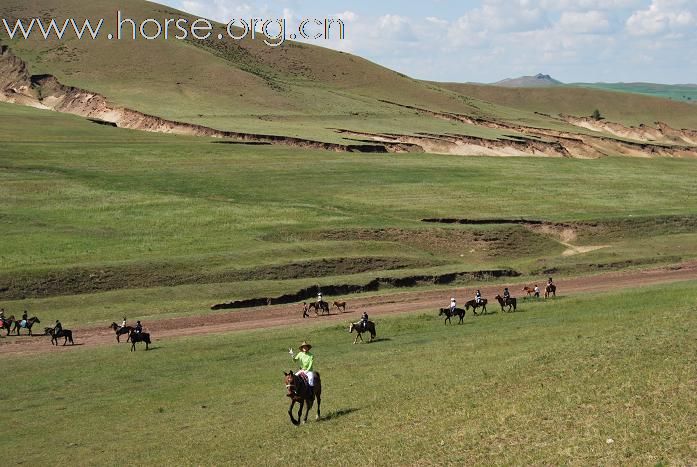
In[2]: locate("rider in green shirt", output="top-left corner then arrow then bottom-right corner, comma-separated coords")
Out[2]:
289,341 -> 316,394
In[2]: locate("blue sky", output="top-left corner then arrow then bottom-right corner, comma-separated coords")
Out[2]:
160,0 -> 697,84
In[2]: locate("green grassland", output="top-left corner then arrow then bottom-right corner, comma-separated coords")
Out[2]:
576,82 -> 697,104
2,102 -> 697,323
1,282 -> 695,465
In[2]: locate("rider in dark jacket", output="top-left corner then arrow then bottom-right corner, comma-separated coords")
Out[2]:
360,311 -> 369,330
503,287 -> 511,301
134,321 -> 143,334
54,320 -> 62,336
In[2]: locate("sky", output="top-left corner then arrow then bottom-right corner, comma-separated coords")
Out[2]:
160,0 -> 697,84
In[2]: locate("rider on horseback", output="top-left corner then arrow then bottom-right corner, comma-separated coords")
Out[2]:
503,288 -> 511,302
360,311 -> 369,331
475,290 -> 482,304
317,291 -> 323,304
548,277 -> 554,287
21,310 -> 28,327
450,297 -> 456,313
289,341 -> 316,397
121,316 -> 127,328
54,320 -> 62,336
134,320 -> 143,334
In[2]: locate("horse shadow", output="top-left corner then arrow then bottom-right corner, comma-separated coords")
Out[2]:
369,337 -> 392,344
318,407 -> 359,422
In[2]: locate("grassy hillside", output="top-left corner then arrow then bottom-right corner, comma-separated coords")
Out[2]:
576,82 -> 697,104
0,0 -> 498,137
436,82 -> 697,128
6,0 -> 697,148
2,282 -> 695,464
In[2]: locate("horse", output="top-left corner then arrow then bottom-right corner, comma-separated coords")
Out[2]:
45,327 -> 74,346
332,301 -> 347,312
1,315 -> 15,336
495,295 -> 517,313
307,301 -> 330,316
545,284 -> 557,299
12,316 -> 40,336
129,331 -> 151,351
349,321 -> 376,344
465,299 -> 488,316
284,371 -> 322,425
438,307 -> 466,325
110,322 -> 134,343
522,286 -> 538,298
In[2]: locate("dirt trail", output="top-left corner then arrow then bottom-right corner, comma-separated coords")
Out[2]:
3,261 -> 697,356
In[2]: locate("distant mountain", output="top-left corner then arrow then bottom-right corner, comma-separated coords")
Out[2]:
493,74 -> 563,88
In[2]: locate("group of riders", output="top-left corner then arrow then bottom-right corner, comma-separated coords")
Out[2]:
290,278 -> 556,400
447,277 -> 554,312
0,309 -> 145,340
119,317 -> 144,334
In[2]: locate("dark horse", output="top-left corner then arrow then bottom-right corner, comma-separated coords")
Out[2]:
1,315 -> 15,336
495,295 -> 517,313
439,307 -> 466,325
349,321 -> 376,344
545,284 -> 557,299
129,331 -> 151,351
308,301 -> 330,316
46,327 -> 75,346
12,316 -> 40,336
332,301 -> 347,312
465,299 -> 488,316
284,371 -> 322,425
110,322 -> 134,343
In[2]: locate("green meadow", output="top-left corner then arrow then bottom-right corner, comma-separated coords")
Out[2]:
1,282 -> 695,465
2,102 -> 697,323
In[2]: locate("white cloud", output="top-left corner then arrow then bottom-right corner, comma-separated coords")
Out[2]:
558,11 -> 611,33
626,0 -> 697,36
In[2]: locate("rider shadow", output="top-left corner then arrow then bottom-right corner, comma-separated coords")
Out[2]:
318,407 -> 360,422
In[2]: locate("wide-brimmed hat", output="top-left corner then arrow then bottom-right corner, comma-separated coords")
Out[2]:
299,341 -> 312,351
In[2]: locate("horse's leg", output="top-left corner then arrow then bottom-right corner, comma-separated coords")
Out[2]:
297,400 -> 305,424
288,400 -> 300,426
316,393 -> 321,420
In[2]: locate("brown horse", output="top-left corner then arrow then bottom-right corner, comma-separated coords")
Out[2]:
545,284 -> 557,299
284,371 -> 322,425
1,315 -> 15,336
439,307 -> 466,325
307,301 -> 330,316
46,327 -> 75,346
332,301 -> 347,312
465,299 -> 488,316
110,322 -> 134,343
522,286 -> 538,298
12,316 -> 40,336
495,295 -> 517,312
349,321 -> 376,343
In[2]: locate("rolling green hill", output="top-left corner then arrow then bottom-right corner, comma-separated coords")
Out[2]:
575,82 -> 697,104
3,0 -> 697,154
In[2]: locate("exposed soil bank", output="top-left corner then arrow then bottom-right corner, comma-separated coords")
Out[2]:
0,46 -> 387,153
423,218 -> 547,225
211,268 -> 520,310
377,99 -> 697,158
